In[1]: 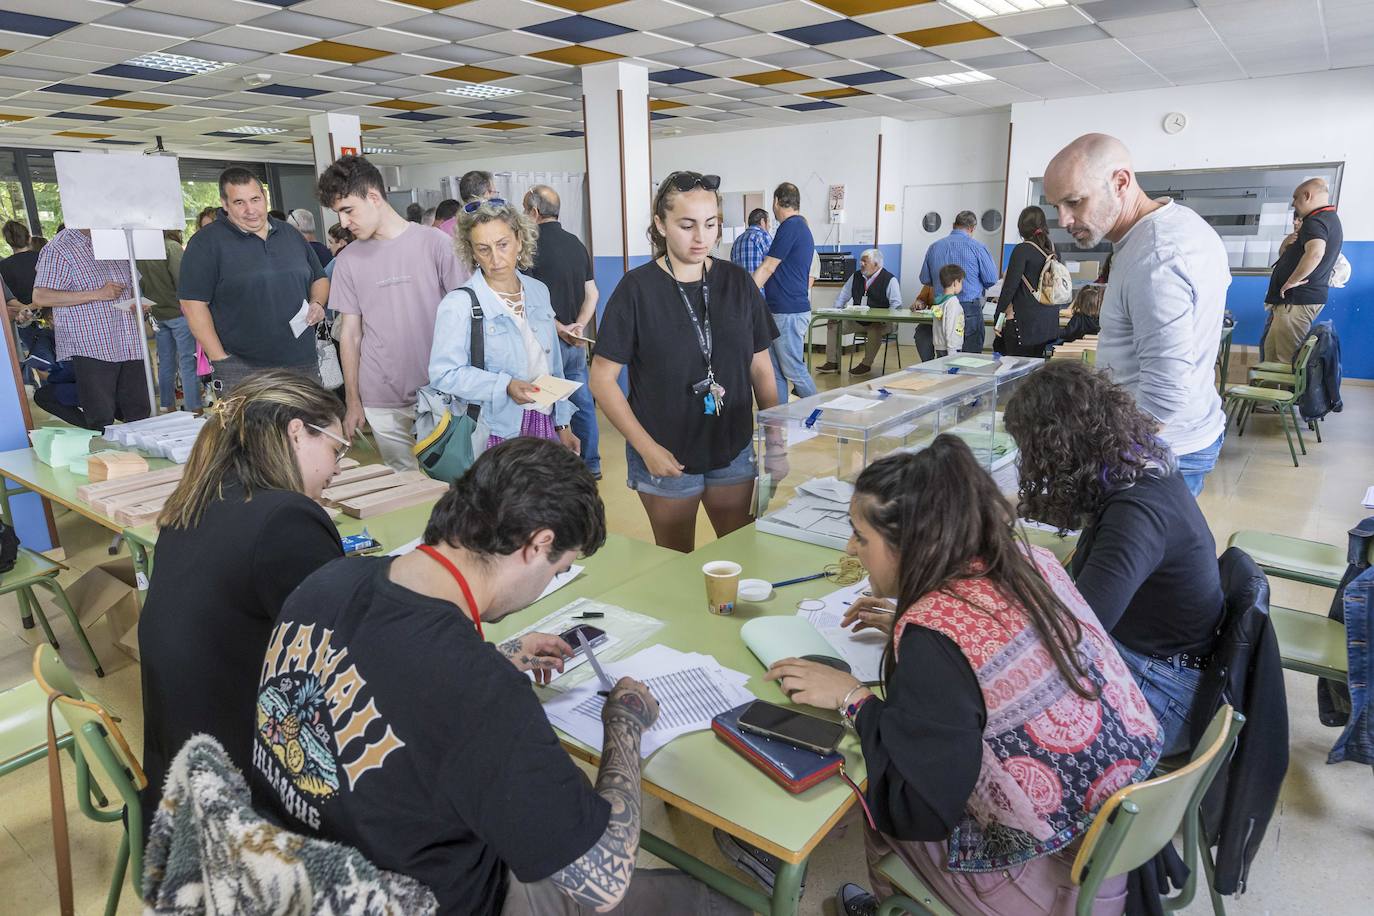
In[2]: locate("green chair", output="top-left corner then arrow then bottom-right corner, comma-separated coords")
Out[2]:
34,646 -> 147,916
1270,606 -> 1348,681
1226,530 -> 1345,588
0,663 -> 109,805
2,548 -> 105,677
873,706 -> 1243,916
1223,335 -> 1318,466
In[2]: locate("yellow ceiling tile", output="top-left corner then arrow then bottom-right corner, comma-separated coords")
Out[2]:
295,138 -> 313,144
55,131 -> 113,139
475,122 -> 528,130
288,41 -> 392,64
817,0 -> 937,14
898,22 -> 999,47
530,45 -> 622,66
430,65 -> 514,83
806,86 -> 869,99
649,99 -> 687,111
93,99 -> 169,111
370,99 -> 438,111
0,113 -> 32,122
735,69 -> 809,86
361,124 -> 384,131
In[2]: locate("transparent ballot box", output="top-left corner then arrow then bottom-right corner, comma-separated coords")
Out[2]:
754,375 -> 998,550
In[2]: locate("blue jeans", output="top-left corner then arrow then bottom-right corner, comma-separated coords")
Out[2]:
961,300 -> 985,353
1177,432 -> 1224,496
559,339 -> 599,474
769,310 -> 817,404
1115,641 -> 1204,757
155,315 -> 202,410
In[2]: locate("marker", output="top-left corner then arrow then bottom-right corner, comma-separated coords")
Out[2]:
572,612 -> 604,620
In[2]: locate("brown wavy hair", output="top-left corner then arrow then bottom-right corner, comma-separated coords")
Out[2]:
1004,361 -> 1175,535
648,172 -> 722,259
854,436 -> 1097,699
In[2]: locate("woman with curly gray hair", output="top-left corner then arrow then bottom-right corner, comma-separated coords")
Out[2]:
428,199 -> 579,453
1004,359 -> 1223,757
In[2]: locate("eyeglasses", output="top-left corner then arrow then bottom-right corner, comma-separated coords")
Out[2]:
667,172 -> 721,193
308,423 -> 351,464
463,197 -> 506,213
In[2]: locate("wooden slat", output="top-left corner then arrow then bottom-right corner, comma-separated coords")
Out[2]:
87,451 -> 149,482
76,465 -> 185,503
322,469 -> 428,506
339,479 -> 448,519
90,481 -> 182,516
325,464 -> 394,488
114,496 -> 171,527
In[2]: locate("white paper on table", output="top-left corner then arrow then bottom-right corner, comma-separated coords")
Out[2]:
289,300 -> 312,338
526,374 -> 581,409
823,394 -> 885,412
538,564 -> 584,601
797,476 -> 855,504
798,578 -> 871,630
810,515 -> 853,540
1363,485 -> 1374,509
387,536 -> 422,557
820,626 -> 887,684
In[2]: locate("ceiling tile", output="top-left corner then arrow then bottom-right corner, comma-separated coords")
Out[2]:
820,35 -> 916,58
583,33 -> 687,58
404,45 -> 508,67
244,11 -> 368,40
530,45 -> 622,66
986,6 -> 1094,36
965,50 -> 1045,69
97,8 -> 223,39
930,36 -> 1025,61
648,48 -> 734,67
777,19 -> 881,46
1099,8 -> 1211,39
383,14 -> 501,43
462,31 -> 566,56
1079,0 -> 1199,23
654,18 -> 757,45
522,15 -> 633,43
854,3 -> 967,34
724,3 -> 843,32
734,69 -> 810,86
444,0 -> 569,30
705,33 -> 805,57
1017,24 -> 1112,48
0,11 -> 79,39
862,48 -> 944,68
592,1 -> 708,31
288,40 -> 391,64
92,98 -> 171,111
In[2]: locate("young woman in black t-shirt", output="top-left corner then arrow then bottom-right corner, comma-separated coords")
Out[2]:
591,172 -> 781,552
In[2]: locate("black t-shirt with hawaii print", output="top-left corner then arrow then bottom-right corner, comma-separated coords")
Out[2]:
249,556 -> 609,915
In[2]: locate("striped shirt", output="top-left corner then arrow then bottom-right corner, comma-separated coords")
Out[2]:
34,229 -> 142,363
730,225 -> 772,276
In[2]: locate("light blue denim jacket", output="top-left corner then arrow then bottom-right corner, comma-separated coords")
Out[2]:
427,269 -> 573,439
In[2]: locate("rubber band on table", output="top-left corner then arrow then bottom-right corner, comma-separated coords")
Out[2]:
797,598 -> 826,613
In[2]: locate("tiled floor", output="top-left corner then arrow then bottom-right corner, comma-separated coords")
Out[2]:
2,367 -> 1371,915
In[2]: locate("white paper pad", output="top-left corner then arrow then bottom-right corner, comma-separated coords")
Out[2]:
797,476 -> 855,503
1363,486 -> 1374,509
527,374 -> 581,409
542,644 -> 754,757
799,579 -> 887,683
824,394 -> 885,412
289,300 -> 312,338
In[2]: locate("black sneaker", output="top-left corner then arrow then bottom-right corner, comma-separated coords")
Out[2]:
817,362 -> 841,374
837,882 -> 879,916
851,363 -> 873,376
713,828 -> 805,896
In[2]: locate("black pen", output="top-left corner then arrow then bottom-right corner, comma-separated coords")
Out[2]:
572,612 -> 604,619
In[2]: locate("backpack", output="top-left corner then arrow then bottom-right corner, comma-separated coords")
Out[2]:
1024,245 -> 1073,305
0,520 -> 19,575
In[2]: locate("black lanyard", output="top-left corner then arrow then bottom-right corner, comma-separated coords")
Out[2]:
666,256 -> 712,372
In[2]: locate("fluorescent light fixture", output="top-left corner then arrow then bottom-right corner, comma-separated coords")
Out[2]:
444,83 -> 519,101
943,0 -> 1067,18
123,52 -> 229,76
918,70 -> 995,86
225,125 -> 288,135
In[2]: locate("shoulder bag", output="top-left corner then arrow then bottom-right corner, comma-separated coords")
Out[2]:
414,288 -> 484,482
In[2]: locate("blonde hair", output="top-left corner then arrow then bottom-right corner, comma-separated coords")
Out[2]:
158,370 -> 344,529
454,201 -> 538,272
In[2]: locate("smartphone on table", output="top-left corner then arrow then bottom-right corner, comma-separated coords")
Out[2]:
737,700 -> 844,756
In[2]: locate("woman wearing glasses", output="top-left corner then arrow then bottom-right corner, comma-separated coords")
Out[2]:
428,199 -> 579,453
137,369 -> 348,827
591,171 -> 781,553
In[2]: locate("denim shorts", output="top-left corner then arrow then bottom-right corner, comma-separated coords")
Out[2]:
626,442 -> 756,499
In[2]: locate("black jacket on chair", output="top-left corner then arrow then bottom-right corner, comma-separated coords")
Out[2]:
1298,320 -> 1343,422
1191,547 -> 1289,895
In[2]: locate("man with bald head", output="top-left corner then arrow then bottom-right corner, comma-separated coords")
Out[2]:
1264,178 -> 1343,364
525,184 -> 601,477
1044,133 -> 1231,496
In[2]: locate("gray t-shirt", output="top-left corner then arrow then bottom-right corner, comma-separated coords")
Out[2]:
1098,200 -> 1231,457
329,223 -> 466,408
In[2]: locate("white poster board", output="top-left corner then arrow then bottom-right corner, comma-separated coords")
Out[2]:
54,152 -> 182,231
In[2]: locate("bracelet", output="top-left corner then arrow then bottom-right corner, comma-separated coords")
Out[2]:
554,424 -> 569,431
839,684 -> 866,716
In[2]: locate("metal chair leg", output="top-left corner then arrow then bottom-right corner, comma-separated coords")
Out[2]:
1312,418 -> 1322,443
104,827 -> 129,916
34,577 -> 104,677
17,585 -> 37,629
1277,404 -> 1299,467
19,586 -> 61,649
1290,406 -> 1307,455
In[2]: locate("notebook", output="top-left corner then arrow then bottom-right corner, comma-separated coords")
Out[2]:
711,702 -> 843,794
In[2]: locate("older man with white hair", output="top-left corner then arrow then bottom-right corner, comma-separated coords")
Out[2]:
817,248 -> 901,376
1044,133 -> 1231,496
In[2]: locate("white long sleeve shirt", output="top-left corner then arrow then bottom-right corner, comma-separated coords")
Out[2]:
1097,200 -> 1231,457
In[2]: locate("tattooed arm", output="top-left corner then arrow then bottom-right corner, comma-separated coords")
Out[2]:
548,677 -> 659,911
497,632 -> 573,686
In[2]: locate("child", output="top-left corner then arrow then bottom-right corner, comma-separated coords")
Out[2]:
1062,283 -> 1102,342
931,264 -> 965,357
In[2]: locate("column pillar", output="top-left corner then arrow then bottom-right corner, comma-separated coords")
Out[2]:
308,112 -> 361,228
581,61 -> 651,319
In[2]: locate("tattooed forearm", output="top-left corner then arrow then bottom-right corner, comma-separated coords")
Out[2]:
548,698 -> 649,910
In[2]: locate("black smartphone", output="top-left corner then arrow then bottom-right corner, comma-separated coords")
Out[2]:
737,700 -> 844,756
560,623 -> 608,652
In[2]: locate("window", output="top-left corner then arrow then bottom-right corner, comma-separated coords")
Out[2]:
0,152 -> 26,247
23,152 -> 64,238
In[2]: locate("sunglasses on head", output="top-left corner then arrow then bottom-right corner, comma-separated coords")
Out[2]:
463,197 -> 506,213
667,172 -> 720,193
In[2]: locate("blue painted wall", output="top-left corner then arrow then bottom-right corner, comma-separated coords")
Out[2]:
0,334 -> 53,549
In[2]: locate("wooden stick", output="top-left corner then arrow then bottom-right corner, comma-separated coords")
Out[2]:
322,470 -> 429,506
339,479 -> 449,519
114,496 -> 171,528
87,451 -> 149,482
90,481 -> 181,516
324,465 -> 394,488
77,465 -> 185,502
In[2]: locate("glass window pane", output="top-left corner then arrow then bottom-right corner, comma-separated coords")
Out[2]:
0,151 -> 30,245
23,152 -> 64,239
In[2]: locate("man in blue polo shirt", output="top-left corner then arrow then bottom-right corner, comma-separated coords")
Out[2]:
752,183 -> 816,404
179,167 -> 327,393
919,210 -> 998,353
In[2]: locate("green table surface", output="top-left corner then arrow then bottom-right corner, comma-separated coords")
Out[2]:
0,444 -> 175,532
513,524 -> 866,864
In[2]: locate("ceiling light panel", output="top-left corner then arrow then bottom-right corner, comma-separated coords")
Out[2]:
225,125 -> 288,135
918,70 -> 996,86
944,0 -> 1068,19
123,51 -> 229,75
444,83 -> 519,100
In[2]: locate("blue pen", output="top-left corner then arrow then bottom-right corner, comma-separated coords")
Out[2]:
771,572 -> 829,588
804,408 -> 823,429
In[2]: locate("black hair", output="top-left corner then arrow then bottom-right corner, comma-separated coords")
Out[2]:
327,223 -> 353,244
423,438 -> 606,561
773,182 -> 800,211
747,208 -> 769,227
267,209 -> 286,222
317,154 -> 385,208
405,203 -> 423,222
953,210 -> 977,230
1017,205 -> 1053,256
435,198 -> 461,222
938,263 -> 965,288
459,170 -> 493,203
3,219 -> 31,251
218,166 -> 260,199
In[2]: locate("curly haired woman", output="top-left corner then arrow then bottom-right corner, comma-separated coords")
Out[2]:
1005,360 -> 1224,756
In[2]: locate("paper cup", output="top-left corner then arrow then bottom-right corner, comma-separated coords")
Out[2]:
703,560 -> 742,616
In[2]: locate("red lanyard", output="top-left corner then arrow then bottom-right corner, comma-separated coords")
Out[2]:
1306,205 -> 1336,217
416,544 -> 483,639
863,272 -> 879,292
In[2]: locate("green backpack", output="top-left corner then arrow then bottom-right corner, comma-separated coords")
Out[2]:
414,288 -> 483,483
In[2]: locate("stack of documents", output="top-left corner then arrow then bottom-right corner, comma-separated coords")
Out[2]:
542,644 -> 755,757
764,476 -> 855,541
103,413 -> 207,463
795,578 -> 887,684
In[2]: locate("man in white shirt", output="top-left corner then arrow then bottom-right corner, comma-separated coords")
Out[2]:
1044,133 -> 1230,496
819,249 -> 902,375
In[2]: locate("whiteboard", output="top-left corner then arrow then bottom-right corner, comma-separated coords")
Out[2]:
54,152 -> 183,230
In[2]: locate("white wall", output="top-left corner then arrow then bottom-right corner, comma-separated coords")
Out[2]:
1004,66 -> 1374,241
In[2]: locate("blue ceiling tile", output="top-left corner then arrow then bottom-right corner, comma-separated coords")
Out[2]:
51,111 -> 119,121
252,0 -> 308,6
0,11 -> 78,37
387,111 -> 446,122
468,111 -> 524,121
202,130 -> 241,137
230,138 -> 278,145
93,138 -> 143,145
246,83 -> 326,98
426,138 -> 470,145
649,68 -> 712,85
550,130 -> 584,138
650,112 -> 676,120
95,63 -> 186,83
783,101 -> 843,111
39,84 -> 124,98
777,20 -> 879,46
831,69 -> 903,86
522,15 -> 633,43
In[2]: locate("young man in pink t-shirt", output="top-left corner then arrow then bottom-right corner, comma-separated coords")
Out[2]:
319,156 -> 467,470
